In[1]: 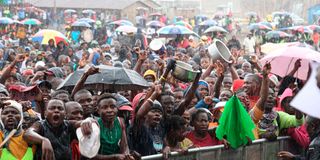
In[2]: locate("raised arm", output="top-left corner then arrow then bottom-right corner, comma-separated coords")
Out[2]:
228,57 -> 239,80
287,59 -> 301,77
0,54 -> 24,84
255,63 -> 271,111
174,69 -> 201,116
70,66 -> 99,99
213,61 -> 225,98
133,49 -> 147,75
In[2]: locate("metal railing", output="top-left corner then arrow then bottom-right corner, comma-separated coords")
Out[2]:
142,136 -> 300,160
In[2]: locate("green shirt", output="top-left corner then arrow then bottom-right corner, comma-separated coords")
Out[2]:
98,117 -> 122,155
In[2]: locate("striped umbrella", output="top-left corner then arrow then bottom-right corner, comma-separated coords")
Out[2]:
175,21 -> 192,30
32,29 -> 69,45
109,20 -> 133,26
157,25 -> 199,37
146,21 -> 165,28
0,17 -> 13,24
21,18 -> 41,25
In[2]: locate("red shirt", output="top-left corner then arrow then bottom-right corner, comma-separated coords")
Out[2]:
186,131 -> 221,147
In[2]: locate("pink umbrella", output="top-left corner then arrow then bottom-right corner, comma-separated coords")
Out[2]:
260,46 -> 320,80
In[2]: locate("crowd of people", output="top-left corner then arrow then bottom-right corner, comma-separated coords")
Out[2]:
0,6 -> 320,160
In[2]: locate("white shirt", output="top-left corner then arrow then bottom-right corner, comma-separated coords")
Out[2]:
243,37 -> 256,53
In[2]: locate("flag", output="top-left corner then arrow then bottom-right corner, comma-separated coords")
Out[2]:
216,95 -> 256,149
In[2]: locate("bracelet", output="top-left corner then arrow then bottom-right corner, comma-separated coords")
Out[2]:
147,98 -> 154,104
160,76 -> 166,81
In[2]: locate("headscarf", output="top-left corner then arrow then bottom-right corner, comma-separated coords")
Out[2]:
143,70 -> 157,81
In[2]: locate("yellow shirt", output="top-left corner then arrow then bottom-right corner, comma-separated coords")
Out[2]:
0,131 -> 36,159
249,105 -> 264,139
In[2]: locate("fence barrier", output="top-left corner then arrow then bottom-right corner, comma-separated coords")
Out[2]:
142,136 -> 302,160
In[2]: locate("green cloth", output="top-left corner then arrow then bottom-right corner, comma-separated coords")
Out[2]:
1,147 -> 33,160
98,117 -> 122,155
216,95 -> 256,149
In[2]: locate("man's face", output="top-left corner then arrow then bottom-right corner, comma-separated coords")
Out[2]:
1,107 -> 21,131
160,95 -> 175,115
205,77 -> 216,89
98,98 -> 118,123
144,75 -> 155,83
45,100 -> 65,128
74,92 -> 94,118
223,77 -> 233,89
145,109 -> 162,126
264,88 -> 277,111
200,57 -> 210,69
243,76 -> 258,96
66,103 -> 83,121
174,91 -> 183,107
5,77 -> 17,88
242,62 -> 251,73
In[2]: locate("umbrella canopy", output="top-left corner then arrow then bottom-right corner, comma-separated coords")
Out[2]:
64,9 -> 76,13
259,22 -> 273,28
12,20 -> 22,24
246,11 -> 257,16
248,23 -> 272,30
116,25 -> 137,33
109,20 -> 133,26
0,17 -> 13,24
72,21 -> 91,27
146,20 -> 165,28
149,12 -> 162,16
266,31 -> 291,39
307,25 -> 320,31
57,65 -> 150,91
157,25 -> 199,37
281,26 -> 313,33
260,46 -> 320,80
32,29 -> 69,45
261,42 -> 312,54
199,19 -> 217,26
175,21 -> 192,30
82,10 -> 96,14
290,62 -> 320,119
21,18 -> 41,25
204,26 -> 228,33
78,18 -> 95,23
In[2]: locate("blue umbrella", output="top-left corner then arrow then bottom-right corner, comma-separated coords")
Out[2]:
266,31 -> 291,39
146,20 -> 165,27
72,21 -> 91,27
259,22 -> 272,28
199,19 -> 217,26
109,20 -> 133,26
157,25 -> 199,37
78,18 -> 95,23
0,17 -> 13,24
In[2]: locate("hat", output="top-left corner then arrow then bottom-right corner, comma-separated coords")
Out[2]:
37,80 -> 52,89
143,70 -> 157,80
232,79 -> 244,92
8,84 -> 37,92
47,67 -> 64,78
150,100 -> 163,113
0,100 -> 24,129
119,105 -> 134,111
112,93 -> 130,107
269,74 -> 279,86
214,101 -> 226,110
35,61 -> 45,68
113,61 -> 123,68
77,122 -> 100,158
150,39 -> 164,51
22,69 -> 34,76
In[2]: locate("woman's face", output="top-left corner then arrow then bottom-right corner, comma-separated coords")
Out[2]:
200,57 -> 210,69
219,90 -> 232,102
197,85 -> 209,99
193,112 -> 209,134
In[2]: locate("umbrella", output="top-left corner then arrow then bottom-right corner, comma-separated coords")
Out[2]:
266,31 -> 291,39
0,17 -> 13,24
146,21 -> 165,28
21,18 -> 41,25
261,42 -> 312,54
290,62 -> 320,119
281,26 -> 313,33
116,25 -> 137,33
246,12 -> 257,16
259,22 -> 273,28
109,20 -> 133,26
157,25 -> 199,37
204,26 -> 228,33
32,29 -> 69,45
175,21 -> 192,30
12,20 -> 22,24
216,95 -> 256,149
248,23 -> 272,30
82,10 -> 95,14
259,46 -> 320,80
64,9 -> 76,13
57,65 -> 150,91
149,13 -> 162,16
307,25 -> 320,31
78,18 -> 95,23
199,19 -> 217,26
72,21 -> 91,27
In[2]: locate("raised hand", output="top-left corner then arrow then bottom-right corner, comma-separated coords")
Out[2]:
294,59 -> 302,70
85,66 -> 99,76
14,54 -> 25,63
262,62 -> 271,77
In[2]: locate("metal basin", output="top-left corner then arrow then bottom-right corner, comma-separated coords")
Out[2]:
172,61 -> 200,82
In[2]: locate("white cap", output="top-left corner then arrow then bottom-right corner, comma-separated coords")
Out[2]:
35,61 -> 45,68
77,122 -> 100,158
214,101 -> 226,110
149,39 -> 164,51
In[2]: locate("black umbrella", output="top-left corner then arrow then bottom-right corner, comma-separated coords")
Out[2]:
57,65 -> 150,92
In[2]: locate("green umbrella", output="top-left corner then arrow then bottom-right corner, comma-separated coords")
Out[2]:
216,95 -> 256,149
